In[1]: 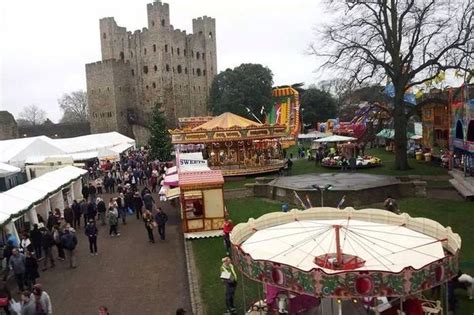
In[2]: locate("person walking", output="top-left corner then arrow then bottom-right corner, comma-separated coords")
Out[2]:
80,199 -> 89,227
46,211 -> 57,232
154,207 -> 168,241
88,183 -> 97,204
24,251 -> 39,290
30,284 -> 53,315
30,224 -> 43,260
72,200 -> 82,229
63,206 -> 74,226
60,228 -> 78,268
51,225 -> 65,261
85,219 -> 98,255
132,191 -> 144,220
222,218 -> 234,256
143,191 -> 155,212
87,201 -> 97,222
97,197 -> 107,226
117,193 -> 127,225
0,281 -> 12,315
81,184 -> 90,201
143,210 -> 155,243
9,248 -> 26,292
40,228 -> 55,271
220,257 -> 238,314
107,205 -> 120,237
20,233 -> 33,254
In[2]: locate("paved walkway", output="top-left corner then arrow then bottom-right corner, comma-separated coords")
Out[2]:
37,192 -> 191,315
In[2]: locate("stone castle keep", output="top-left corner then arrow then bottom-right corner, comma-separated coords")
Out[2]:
86,1 -> 217,141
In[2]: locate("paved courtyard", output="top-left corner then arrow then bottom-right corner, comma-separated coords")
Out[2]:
36,192 -> 191,315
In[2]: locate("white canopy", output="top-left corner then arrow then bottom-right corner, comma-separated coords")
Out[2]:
0,137 -> 64,167
241,219 -> 445,274
298,132 -> 331,140
410,135 -> 423,140
314,135 -> 357,143
48,132 -> 135,155
0,162 -> 21,176
0,166 -> 87,225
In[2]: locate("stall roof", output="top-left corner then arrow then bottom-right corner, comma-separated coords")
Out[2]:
0,137 -> 65,166
179,170 -> 224,189
0,163 -> 21,176
314,135 -> 357,143
192,112 -> 261,131
48,132 -> 135,154
0,166 -> 87,225
298,132 -> 331,139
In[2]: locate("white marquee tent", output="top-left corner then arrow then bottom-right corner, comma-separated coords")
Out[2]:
0,166 -> 87,227
0,136 -> 65,167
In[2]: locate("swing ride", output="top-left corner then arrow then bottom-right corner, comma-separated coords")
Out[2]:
231,207 -> 461,314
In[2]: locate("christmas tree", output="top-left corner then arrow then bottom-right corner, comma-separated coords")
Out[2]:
148,104 -> 172,161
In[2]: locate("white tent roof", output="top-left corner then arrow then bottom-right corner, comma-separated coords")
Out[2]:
0,162 -> 21,176
48,132 -> 135,154
298,132 -> 331,139
314,135 -> 357,143
0,137 -> 65,166
0,166 -> 87,225
241,219 -> 445,273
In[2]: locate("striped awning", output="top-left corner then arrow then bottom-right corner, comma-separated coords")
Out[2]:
166,187 -> 180,200
183,190 -> 202,199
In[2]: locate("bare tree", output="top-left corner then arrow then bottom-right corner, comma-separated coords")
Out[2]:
18,105 -> 47,126
312,0 -> 473,170
58,90 -> 88,123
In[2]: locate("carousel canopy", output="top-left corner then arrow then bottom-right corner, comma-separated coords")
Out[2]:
192,112 -> 261,131
314,135 -> 357,143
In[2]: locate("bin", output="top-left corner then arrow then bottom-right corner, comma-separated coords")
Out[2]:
415,152 -> 423,161
281,203 -> 289,212
424,153 -> 432,162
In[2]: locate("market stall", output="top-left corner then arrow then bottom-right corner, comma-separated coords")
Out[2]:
179,170 -> 225,237
231,207 -> 461,314
170,112 -> 287,176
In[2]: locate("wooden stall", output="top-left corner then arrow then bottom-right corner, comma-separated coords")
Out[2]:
179,170 -> 225,235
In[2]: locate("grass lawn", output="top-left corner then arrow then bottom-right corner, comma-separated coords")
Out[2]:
192,197 -> 474,314
222,147 -> 448,189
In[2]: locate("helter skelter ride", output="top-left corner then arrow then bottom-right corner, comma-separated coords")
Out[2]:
230,207 -> 461,314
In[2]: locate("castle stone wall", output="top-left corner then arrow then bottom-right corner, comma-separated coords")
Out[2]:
0,111 -> 18,140
86,1 -> 217,139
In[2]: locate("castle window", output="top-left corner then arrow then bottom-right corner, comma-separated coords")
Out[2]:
185,67 -> 188,74
165,45 -> 168,52
119,52 -> 124,60
173,67 -> 175,73
107,87 -> 110,91
193,86 -> 195,91
152,82 -> 156,88
198,86 -> 201,91
199,31 -> 203,35
130,51 -> 133,58
161,19 -> 165,26
166,64 -> 170,72
171,47 -> 174,55
154,65 -> 158,72
196,68 -> 201,76
144,48 -> 147,55
103,33 -> 107,39
196,52 -> 200,59
192,50 -> 194,57
153,44 -> 156,52
193,68 -> 195,75
202,53 -> 205,59
119,86 -> 122,91
98,88 -> 101,93
177,65 -> 182,73
203,70 -> 206,76
146,85 -> 149,89
131,69 -> 135,76
177,48 -> 180,55
151,20 -> 155,27
143,66 -> 149,74
209,32 -> 213,39
184,49 -> 186,56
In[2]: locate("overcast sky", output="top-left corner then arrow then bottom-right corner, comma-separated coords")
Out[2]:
0,0 -> 327,122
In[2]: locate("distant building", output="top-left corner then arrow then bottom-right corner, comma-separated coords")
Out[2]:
0,111 -> 19,140
0,163 -> 24,192
85,1 -> 217,143
18,121 -> 91,139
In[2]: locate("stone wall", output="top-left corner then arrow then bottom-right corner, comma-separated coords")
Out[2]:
18,122 -> 91,138
86,1 -> 217,139
0,111 -> 18,140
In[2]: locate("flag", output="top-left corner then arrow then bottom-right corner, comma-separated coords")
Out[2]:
337,195 -> 346,209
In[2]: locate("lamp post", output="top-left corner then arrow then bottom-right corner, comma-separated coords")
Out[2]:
312,184 -> 333,207
300,108 -> 305,134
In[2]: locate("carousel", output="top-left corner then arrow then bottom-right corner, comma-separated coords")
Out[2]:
314,135 -> 382,169
231,207 -> 460,314
169,112 -> 288,176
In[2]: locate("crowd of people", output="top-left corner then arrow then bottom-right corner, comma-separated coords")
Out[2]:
0,148 -> 178,314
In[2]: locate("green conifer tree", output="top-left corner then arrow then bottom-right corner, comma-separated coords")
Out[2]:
148,104 -> 172,161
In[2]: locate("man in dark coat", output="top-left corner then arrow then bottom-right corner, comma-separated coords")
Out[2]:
82,184 -> 89,201
41,228 -> 55,271
63,206 -> 74,225
72,200 -> 82,229
154,207 -> 168,241
88,183 -> 97,204
132,192 -> 144,220
80,199 -> 88,227
87,202 -> 97,222
97,198 -> 107,225
30,224 -> 43,260
46,211 -> 58,231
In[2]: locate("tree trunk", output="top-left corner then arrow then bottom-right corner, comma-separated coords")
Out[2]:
393,97 -> 410,170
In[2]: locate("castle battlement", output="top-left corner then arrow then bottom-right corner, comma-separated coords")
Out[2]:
86,1 -> 217,141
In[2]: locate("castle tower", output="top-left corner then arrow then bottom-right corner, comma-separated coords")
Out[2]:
85,1 -> 217,142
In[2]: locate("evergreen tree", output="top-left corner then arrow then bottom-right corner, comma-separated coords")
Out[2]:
148,104 -> 172,161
